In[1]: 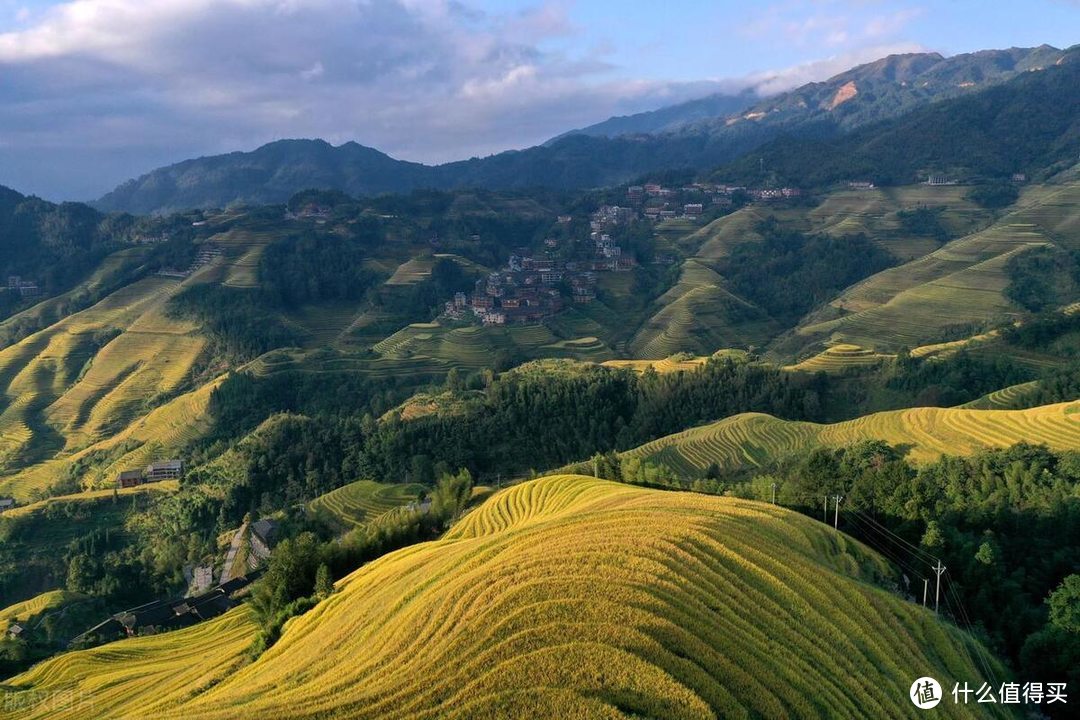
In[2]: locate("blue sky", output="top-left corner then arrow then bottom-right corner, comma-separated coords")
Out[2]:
0,0 -> 1076,200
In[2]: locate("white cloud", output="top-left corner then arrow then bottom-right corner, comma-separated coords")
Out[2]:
746,42 -> 929,96
0,0 -> 928,200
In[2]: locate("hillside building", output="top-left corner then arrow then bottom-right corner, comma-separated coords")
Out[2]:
117,470 -> 144,489
145,460 -> 184,482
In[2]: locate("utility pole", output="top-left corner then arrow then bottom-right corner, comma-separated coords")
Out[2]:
922,579 -> 928,607
823,496 -> 828,524
593,457 -> 599,478
771,483 -> 777,505
833,495 -> 843,530
933,561 -> 946,615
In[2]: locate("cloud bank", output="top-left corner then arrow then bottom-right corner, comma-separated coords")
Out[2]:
0,0 -> 924,200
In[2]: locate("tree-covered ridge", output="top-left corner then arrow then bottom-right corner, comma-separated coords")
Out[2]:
716,52 -> 1080,187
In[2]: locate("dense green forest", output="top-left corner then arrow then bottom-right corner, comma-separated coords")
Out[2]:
718,220 -> 896,324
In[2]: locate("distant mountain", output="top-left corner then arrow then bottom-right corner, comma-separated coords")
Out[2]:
716,48 -> 1080,187
687,45 -> 1065,137
96,45 -> 1070,215
547,90 -> 758,142
96,140 -> 432,216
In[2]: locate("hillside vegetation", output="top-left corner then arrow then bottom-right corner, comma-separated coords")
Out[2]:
2,475 -> 1009,719
626,400 -> 1080,475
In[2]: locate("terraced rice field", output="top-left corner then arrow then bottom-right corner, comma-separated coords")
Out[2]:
3,475 -> 1007,719
631,261 -> 777,359
604,354 -> 711,374
0,377 -> 220,500
679,207 -> 767,259
960,381 -> 1040,410
307,480 -> 426,533
806,186 -> 987,253
212,228 -> 286,288
385,254 -> 488,286
792,182 -> 1080,353
626,401 -> 1080,475
282,302 -> 368,348
910,330 -> 1000,359
0,590 -> 83,635
0,276 -> 208,479
373,322 -> 614,366
796,223 -> 1048,351
784,344 -> 892,373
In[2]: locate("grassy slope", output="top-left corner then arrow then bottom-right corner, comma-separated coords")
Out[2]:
626,400 -> 1080,475
2,475 -> 1009,719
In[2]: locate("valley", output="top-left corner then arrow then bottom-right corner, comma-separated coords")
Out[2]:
0,39 -> 1078,718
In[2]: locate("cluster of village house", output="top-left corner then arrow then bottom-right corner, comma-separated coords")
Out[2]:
6,275 -> 40,298
445,205 -> 644,326
627,181 -> 802,219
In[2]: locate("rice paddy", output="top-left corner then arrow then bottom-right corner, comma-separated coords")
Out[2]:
0,273 -> 212,497
306,480 -> 426,533
2,475 -> 1009,719
384,254 -> 488,286
0,590 -> 83,635
626,400 -> 1080,475
372,321 -> 615,366
784,344 -> 893,373
630,260 -> 778,359
790,181 -> 1080,354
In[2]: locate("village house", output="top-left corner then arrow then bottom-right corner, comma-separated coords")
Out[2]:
557,215 -> 572,224
145,460 -> 184,482
8,623 -> 24,640
7,276 -> 40,298
117,470 -> 143,489
0,497 -> 14,512
683,203 -> 703,217
250,519 -> 279,561
848,181 -> 875,190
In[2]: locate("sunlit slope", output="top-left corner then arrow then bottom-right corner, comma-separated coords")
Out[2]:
0,590 -> 82,635
784,343 -> 893,373
0,378 -> 219,500
627,401 -> 1080,474
307,479 -> 425,533
5,476 -> 1011,719
1,609 -> 256,719
0,275 -> 207,479
790,182 -> 1080,353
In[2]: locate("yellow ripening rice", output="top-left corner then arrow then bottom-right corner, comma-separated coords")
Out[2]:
4,476 -> 1009,719
625,401 -> 1080,475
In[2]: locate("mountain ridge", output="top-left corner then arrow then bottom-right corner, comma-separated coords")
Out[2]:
95,45 -> 1067,215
